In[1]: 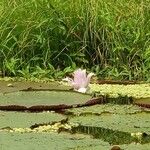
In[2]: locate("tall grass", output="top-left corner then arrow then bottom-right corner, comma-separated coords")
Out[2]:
0,0 -> 150,80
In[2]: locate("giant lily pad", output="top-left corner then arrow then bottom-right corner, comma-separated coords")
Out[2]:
0,111 -> 66,128
1,131 -> 149,150
67,104 -> 149,116
70,112 -> 150,134
0,132 -> 110,150
0,91 -> 90,106
133,98 -> 150,108
120,143 -> 150,150
0,80 -> 71,93
0,91 -> 96,111
69,111 -> 150,144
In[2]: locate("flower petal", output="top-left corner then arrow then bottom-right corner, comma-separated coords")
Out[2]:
71,68 -> 94,91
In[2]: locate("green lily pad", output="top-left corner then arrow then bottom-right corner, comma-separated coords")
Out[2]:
69,111 -> 150,145
134,98 -> 150,108
0,80 -> 71,93
120,143 -> 150,150
0,111 -> 66,128
1,131 -> 149,150
0,91 -> 90,106
0,132 -> 110,150
0,91 -> 92,111
67,104 -> 147,116
70,112 -> 150,134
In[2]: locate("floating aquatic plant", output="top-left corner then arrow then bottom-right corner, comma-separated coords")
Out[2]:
63,69 -> 94,93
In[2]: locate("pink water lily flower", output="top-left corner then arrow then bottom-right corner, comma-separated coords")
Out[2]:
63,69 -> 94,93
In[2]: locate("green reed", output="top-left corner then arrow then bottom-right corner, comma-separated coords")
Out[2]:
0,0 -> 150,80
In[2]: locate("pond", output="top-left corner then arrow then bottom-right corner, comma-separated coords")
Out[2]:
0,80 -> 150,150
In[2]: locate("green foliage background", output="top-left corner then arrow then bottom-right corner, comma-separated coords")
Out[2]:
0,0 -> 150,80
